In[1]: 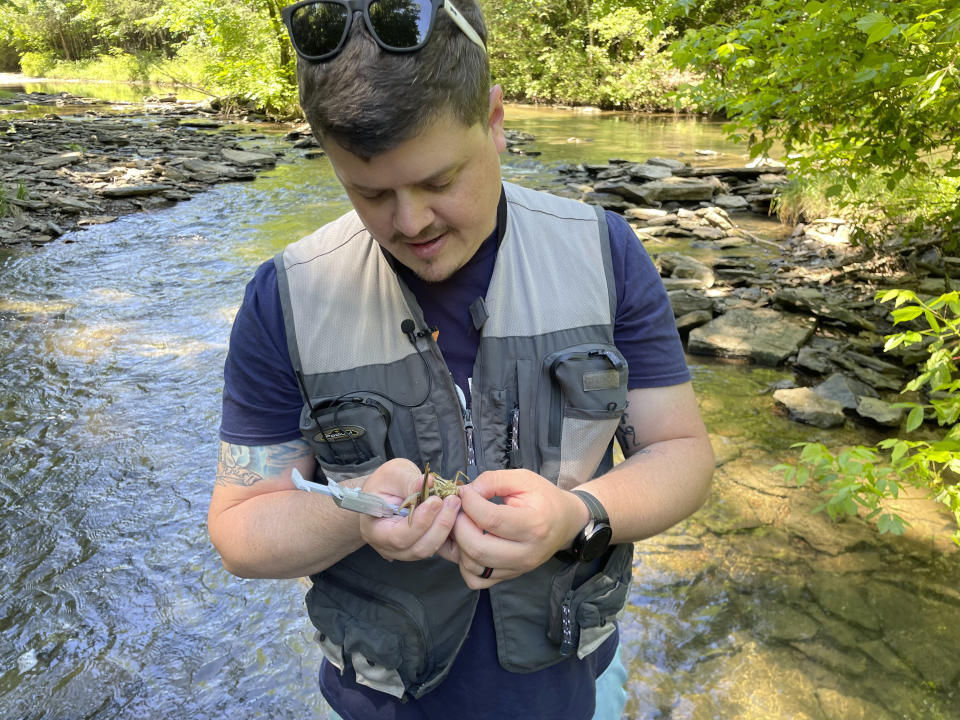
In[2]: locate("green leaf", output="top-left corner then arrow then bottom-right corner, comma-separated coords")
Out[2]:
892,306 -> 923,323
891,440 -> 909,462
855,12 -> 897,45
906,405 -> 925,432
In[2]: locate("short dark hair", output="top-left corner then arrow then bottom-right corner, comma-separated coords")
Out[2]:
296,0 -> 489,159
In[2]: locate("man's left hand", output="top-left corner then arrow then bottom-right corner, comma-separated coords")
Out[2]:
449,469 -> 589,589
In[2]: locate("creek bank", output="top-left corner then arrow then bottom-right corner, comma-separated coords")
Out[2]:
0,91 -> 307,247
539,155 -> 952,436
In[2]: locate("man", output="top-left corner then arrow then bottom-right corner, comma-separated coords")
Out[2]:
209,0 -> 715,718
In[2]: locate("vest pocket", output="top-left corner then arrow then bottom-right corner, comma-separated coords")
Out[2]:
541,345 -> 628,488
547,543 -> 633,660
306,566 -> 430,700
299,395 -> 392,480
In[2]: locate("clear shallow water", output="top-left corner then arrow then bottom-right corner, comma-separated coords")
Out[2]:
1,100 -> 958,719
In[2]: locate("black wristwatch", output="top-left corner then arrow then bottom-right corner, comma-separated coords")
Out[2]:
562,490 -> 612,563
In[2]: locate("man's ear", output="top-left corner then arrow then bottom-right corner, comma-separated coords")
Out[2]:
488,85 -> 506,153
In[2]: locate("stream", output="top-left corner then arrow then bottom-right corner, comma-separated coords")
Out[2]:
1,81 -> 959,719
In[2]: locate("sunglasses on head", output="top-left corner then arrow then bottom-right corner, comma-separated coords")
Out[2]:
282,0 -> 485,62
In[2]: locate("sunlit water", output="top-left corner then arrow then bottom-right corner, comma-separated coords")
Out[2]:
1,96 -> 958,719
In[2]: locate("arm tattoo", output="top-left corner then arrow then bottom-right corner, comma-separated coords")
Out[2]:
216,440 -> 311,487
616,410 -> 651,457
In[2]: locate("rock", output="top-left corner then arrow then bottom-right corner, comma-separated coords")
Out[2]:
634,225 -> 692,238
832,354 -> 904,391
812,373 -> 878,410
775,287 -> 877,332
690,225 -> 726,241
757,605 -> 820,642
627,162 -> 673,181
688,308 -> 817,365
773,387 -> 846,428
77,215 -> 118,226
675,309 -> 713,332
815,688 -> 894,720
662,278 -> 710,291
34,152 -> 83,168
855,397 -> 905,427
178,119 -> 223,128
796,341 -> 837,374
645,157 -> 689,173
869,582 -> 960,686
697,207 -> 736,230
689,165 -> 787,179
592,179 -> 654,204
637,177 -> 718,202
581,191 -> 633,212
623,207 -> 669,222
659,252 -> 715,288
713,193 -> 751,211
100,183 -> 171,198
790,640 -> 869,675
667,289 -> 713,317
804,217 -> 851,244
47,195 -> 96,213
807,575 -> 882,630
220,148 -> 277,166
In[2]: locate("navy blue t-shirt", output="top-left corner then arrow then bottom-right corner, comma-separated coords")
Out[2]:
219,205 -> 690,720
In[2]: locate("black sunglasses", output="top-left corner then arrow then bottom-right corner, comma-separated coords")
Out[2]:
281,0 -> 485,62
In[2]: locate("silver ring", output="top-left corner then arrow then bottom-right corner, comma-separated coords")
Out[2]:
481,566 -> 493,579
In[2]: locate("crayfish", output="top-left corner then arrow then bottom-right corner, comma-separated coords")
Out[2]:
400,463 -> 467,525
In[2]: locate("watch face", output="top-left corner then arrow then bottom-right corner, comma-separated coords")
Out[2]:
579,523 -> 612,563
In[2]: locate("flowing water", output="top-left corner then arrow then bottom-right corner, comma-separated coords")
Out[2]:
1,88 -> 958,719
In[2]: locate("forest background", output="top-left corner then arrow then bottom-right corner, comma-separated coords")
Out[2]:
1,0 -> 959,538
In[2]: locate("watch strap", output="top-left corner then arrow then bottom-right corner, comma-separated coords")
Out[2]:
571,490 -> 609,526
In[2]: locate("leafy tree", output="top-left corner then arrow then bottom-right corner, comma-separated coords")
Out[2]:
148,0 -> 296,114
669,0 -> 960,243
482,0 -> 682,110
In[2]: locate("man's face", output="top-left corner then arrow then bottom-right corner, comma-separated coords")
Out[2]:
324,90 -> 507,283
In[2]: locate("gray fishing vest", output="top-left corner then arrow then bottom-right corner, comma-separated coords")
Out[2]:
276,181 -> 634,700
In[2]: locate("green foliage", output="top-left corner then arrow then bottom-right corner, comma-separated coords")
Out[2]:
775,290 -> 960,545
669,0 -> 960,244
483,0 -> 688,111
19,50 -> 57,76
149,0 -> 296,116
773,170 -> 959,241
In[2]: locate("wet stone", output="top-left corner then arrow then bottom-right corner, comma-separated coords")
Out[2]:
757,604 -> 819,642
807,575 -> 882,630
790,640 -> 869,675
816,687 -> 895,720
868,581 -> 960,686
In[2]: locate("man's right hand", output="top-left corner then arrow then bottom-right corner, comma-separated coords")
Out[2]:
359,458 -> 462,563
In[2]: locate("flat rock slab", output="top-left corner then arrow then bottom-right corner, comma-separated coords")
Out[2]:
688,308 -> 816,365
638,177 -> 718,202
220,148 -> 277,166
773,387 -> 846,428
100,183 -> 171,198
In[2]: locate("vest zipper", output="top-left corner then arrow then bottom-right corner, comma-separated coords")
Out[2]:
457,382 -> 477,479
